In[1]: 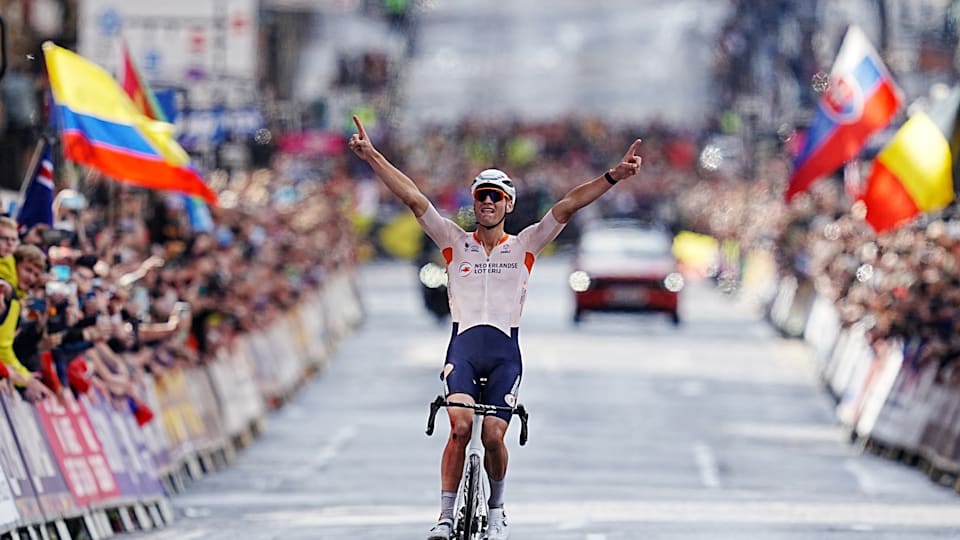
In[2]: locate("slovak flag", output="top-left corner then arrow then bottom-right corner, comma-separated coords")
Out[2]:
17,140 -> 55,230
784,25 -> 902,202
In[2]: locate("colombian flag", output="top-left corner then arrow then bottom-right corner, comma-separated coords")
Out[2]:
859,87 -> 960,233
118,40 -> 214,233
785,26 -> 902,202
42,42 -> 218,205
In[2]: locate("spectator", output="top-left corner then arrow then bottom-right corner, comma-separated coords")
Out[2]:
0,244 -> 55,401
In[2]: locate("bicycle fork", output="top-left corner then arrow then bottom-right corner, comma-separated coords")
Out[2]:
458,411 -> 487,538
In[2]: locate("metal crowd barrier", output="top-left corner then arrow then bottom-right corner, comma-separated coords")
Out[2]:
768,274 -> 960,494
0,269 -> 363,539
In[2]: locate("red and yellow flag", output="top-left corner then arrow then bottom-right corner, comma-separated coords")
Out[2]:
859,87 -> 959,233
119,39 -> 168,122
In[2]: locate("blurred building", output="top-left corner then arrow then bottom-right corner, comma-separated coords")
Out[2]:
0,0 -> 414,189
712,0 -> 960,181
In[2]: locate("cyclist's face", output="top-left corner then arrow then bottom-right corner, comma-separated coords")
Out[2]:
472,188 -> 513,225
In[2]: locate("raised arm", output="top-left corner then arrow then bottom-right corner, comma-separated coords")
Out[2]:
348,115 -> 430,217
549,139 -> 643,224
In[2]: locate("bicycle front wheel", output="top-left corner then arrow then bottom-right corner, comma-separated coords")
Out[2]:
460,453 -> 483,539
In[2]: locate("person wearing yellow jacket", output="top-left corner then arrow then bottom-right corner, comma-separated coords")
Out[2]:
0,224 -> 55,401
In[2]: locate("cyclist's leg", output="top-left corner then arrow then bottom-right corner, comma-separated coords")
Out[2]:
481,416 -> 509,480
478,337 -> 521,512
441,392 -> 473,490
439,331 -> 480,492
432,326 -> 482,538
481,416 -> 512,540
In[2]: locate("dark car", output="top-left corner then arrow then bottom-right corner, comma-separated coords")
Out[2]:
416,231 -> 450,321
569,220 -> 684,325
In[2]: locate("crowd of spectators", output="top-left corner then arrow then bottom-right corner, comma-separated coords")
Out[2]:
777,181 -> 960,382
0,156 -> 358,418
686,0 -> 960,388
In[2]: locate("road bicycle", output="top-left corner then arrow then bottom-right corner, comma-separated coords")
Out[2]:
426,381 -> 529,540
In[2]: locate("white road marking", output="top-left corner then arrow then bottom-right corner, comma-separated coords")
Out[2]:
133,530 -> 208,540
556,517 -> 590,530
312,424 -> 358,468
844,459 -> 879,495
723,422 -> 848,444
693,441 -> 720,489
585,534 -> 607,540
237,500 -> 960,528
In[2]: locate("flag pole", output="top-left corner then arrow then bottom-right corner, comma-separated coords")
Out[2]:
15,137 -> 47,213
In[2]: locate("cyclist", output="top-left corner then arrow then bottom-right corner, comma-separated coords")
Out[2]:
348,115 -> 642,540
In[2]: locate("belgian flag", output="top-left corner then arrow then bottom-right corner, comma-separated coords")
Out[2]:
859,86 -> 960,233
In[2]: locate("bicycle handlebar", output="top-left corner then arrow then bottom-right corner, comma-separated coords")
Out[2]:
426,396 -> 529,446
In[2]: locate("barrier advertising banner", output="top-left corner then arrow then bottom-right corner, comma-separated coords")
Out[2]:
138,377 -> 173,476
208,343 -> 265,437
119,408 -> 165,498
0,395 -> 41,525
80,391 -> 142,501
33,394 -> 121,507
1,394 -> 78,518
184,368 -> 227,452
0,460 -> 21,529
155,367 -> 206,464
0,471 -> 20,531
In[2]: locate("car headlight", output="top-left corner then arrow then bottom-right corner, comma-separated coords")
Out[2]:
419,263 -> 448,289
663,272 -> 685,292
568,271 -> 591,292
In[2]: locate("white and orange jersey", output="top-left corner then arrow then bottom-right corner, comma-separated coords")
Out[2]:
418,203 -> 566,336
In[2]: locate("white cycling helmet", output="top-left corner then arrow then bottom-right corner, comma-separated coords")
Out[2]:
471,169 -> 516,203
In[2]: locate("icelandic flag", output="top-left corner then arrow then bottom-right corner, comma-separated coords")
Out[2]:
785,25 -> 902,202
17,141 -> 55,230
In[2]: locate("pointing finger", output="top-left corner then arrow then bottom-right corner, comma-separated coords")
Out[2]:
622,138 -> 642,161
353,115 -> 367,140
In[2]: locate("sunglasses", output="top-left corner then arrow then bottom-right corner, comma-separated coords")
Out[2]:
473,188 -> 508,203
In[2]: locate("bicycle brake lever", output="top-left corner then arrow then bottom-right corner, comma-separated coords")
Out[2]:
426,396 -> 444,436
516,405 -> 528,446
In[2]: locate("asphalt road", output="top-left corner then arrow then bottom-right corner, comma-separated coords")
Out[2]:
129,255 -> 960,539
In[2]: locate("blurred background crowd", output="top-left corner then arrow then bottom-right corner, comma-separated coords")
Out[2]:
1,0 -> 960,400
0,165 -> 358,410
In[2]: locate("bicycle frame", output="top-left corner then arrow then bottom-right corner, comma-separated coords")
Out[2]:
426,396 -> 528,540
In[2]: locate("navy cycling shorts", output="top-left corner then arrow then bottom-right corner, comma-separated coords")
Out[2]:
441,323 -> 522,422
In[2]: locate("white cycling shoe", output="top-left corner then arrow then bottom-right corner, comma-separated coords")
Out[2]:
427,518 -> 453,540
485,507 -> 510,540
